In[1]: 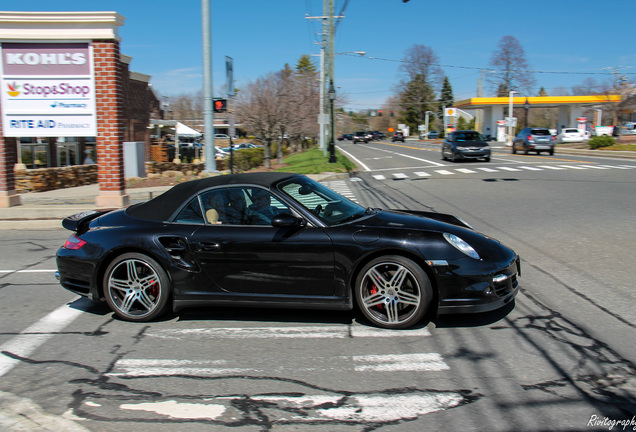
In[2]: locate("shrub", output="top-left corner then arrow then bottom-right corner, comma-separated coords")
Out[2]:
588,135 -> 616,149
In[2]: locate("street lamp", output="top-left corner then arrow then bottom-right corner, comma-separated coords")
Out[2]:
524,97 -> 530,128
508,91 -> 517,145
328,80 -> 337,163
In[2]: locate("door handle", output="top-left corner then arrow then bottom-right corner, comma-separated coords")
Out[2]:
194,241 -> 220,251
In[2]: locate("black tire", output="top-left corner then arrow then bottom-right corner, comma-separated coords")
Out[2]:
355,256 -> 432,329
103,252 -> 170,322
484,156 -> 490,162
549,149 -> 554,156
512,144 -> 516,154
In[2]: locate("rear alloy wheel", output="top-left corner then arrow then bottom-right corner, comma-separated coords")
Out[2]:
104,252 -> 170,322
355,256 -> 432,329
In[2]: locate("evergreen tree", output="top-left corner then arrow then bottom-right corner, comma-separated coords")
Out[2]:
438,76 -> 454,120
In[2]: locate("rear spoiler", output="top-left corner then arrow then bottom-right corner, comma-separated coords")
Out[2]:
62,210 -> 108,232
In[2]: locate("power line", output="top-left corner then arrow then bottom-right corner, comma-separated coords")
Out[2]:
350,54 -> 636,76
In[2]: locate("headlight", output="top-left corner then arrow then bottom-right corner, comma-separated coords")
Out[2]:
456,146 -> 467,150
443,233 -> 481,260
481,147 -> 490,151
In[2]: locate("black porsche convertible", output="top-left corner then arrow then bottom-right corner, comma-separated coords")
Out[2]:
56,172 -> 520,329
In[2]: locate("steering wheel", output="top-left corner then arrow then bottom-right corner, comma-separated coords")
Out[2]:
313,204 -> 323,215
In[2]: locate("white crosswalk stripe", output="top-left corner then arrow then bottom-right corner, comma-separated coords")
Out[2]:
558,165 -> 587,169
355,163 -> 633,183
107,325 -> 447,377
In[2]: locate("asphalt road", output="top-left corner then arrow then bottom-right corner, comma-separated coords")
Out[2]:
1,140 -> 635,431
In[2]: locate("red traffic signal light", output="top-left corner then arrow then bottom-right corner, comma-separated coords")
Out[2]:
214,99 -> 227,113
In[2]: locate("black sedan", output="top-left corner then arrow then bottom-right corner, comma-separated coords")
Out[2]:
56,173 -> 519,329
442,130 -> 491,162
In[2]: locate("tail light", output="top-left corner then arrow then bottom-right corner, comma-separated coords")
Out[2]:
64,234 -> 86,250
527,136 -> 534,143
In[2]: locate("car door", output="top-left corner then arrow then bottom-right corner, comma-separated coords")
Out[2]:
189,186 -> 336,296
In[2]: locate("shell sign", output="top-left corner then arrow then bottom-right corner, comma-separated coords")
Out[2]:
445,108 -> 457,117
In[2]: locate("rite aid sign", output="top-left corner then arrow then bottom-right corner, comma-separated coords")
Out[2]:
0,42 -> 97,137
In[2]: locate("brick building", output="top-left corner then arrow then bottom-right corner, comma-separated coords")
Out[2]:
0,11 -> 160,207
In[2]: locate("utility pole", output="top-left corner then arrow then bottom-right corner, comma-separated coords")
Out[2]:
202,0 -> 216,173
306,1 -> 342,158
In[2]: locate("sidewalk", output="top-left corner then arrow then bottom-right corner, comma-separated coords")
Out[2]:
0,184 -> 173,230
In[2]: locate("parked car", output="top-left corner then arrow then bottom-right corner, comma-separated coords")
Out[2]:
55,172 -> 520,329
392,132 -> 405,142
353,131 -> 368,144
338,133 -> 353,141
428,130 -> 440,139
513,127 -> 555,155
557,128 -> 586,143
442,130 -> 491,162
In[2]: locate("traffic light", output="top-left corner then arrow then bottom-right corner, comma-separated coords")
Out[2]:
213,99 -> 227,113
390,111 -> 395,117
378,110 -> 383,116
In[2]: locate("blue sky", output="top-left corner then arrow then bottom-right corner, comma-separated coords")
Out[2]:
5,0 -> 635,111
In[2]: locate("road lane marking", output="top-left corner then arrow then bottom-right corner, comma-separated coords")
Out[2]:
456,168 -> 476,174
435,170 -> 454,175
496,167 -> 522,172
0,269 -> 57,274
414,172 -> 431,177
108,351 -> 448,377
353,353 -> 449,372
393,173 -> 409,179
144,325 -> 432,340
537,165 -> 566,170
518,166 -> 543,171
558,165 -> 587,169
0,301 -> 84,377
335,145 -> 371,171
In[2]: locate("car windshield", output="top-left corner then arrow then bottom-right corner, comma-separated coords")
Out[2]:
455,132 -> 483,141
531,129 -> 551,136
279,177 -> 367,226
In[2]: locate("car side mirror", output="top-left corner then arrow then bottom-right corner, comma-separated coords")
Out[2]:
271,213 -> 306,228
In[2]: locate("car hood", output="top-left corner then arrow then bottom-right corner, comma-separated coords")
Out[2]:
357,209 -> 473,233
357,209 -> 515,262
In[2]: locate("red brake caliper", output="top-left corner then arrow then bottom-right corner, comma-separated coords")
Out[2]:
370,284 -> 383,310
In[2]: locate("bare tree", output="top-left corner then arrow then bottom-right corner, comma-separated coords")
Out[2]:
488,35 -> 535,96
396,44 -> 443,131
234,73 -> 281,168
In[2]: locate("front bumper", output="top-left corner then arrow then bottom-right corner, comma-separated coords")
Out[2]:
456,150 -> 490,160
435,255 -> 520,314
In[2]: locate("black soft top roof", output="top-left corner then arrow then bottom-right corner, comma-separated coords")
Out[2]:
127,172 -> 299,221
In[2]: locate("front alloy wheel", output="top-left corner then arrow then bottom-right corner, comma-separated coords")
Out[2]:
355,256 -> 432,329
104,252 -> 170,322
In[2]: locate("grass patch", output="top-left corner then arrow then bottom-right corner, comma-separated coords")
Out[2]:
275,147 -> 356,174
600,143 -> 636,151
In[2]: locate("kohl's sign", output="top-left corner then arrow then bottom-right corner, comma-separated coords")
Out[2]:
1,42 -> 96,137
